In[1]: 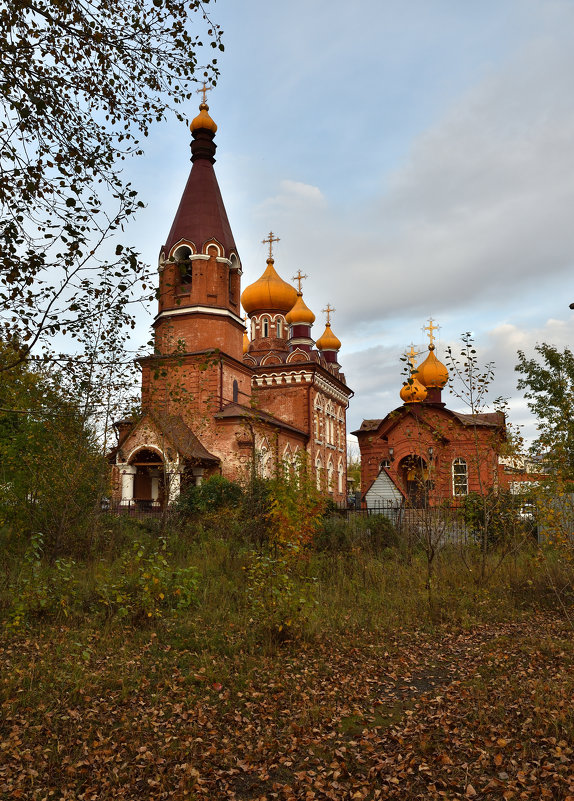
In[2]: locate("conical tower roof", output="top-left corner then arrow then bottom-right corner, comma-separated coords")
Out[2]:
162,101 -> 237,259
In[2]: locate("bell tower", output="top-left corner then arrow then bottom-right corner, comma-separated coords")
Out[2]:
154,87 -> 244,360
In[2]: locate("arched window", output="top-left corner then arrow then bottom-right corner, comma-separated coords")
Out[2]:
251,318 -> 256,339
276,318 -> 282,338
262,317 -> 269,338
327,459 -> 334,492
338,460 -> 344,494
452,458 -> 468,496
232,380 -> 239,403
315,456 -> 322,491
174,245 -> 192,285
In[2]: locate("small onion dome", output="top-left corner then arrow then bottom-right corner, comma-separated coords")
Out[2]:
417,344 -> 449,388
190,102 -> 218,134
243,329 -> 250,354
316,322 -> 341,352
285,292 -> 315,325
241,257 -> 298,314
400,376 -> 428,403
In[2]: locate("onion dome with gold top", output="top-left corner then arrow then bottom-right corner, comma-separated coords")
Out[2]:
241,257 -> 298,314
190,102 -> 218,134
286,292 -> 315,325
400,374 -> 428,403
315,322 -> 341,352
416,344 -> 449,388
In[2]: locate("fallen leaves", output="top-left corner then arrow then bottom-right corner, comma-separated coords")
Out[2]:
0,613 -> 573,799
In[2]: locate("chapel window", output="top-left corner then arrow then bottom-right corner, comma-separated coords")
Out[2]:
276,318 -> 282,338
262,317 -> 269,338
452,458 -> 468,496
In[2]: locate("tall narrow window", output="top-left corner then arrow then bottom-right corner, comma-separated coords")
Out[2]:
276,318 -> 282,338
452,458 -> 468,496
262,318 -> 269,338
233,380 -> 239,403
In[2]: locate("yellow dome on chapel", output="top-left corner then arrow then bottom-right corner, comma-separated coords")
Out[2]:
417,345 -> 449,388
285,292 -> 315,325
190,102 -> 218,134
241,258 -> 298,314
316,322 -> 341,352
400,375 -> 428,403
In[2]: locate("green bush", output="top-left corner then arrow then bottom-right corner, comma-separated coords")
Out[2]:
176,475 -> 243,516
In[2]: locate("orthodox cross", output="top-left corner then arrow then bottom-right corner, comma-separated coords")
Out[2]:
292,269 -> 308,293
196,81 -> 213,104
262,231 -> 280,259
423,317 -> 439,346
322,303 -> 335,324
406,343 -> 418,368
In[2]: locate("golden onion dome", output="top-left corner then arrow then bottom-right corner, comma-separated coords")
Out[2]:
285,292 -> 315,325
190,102 -> 218,134
243,330 -> 250,354
241,258 -> 298,314
416,345 -> 449,388
316,322 -> 341,351
400,375 -> 428,404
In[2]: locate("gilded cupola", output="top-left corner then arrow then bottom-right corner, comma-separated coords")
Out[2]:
241,232 -> 298,314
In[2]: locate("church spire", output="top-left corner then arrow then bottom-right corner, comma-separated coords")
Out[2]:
161,93 -> 238,261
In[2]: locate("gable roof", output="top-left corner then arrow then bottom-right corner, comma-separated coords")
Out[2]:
214,402 -> 307,438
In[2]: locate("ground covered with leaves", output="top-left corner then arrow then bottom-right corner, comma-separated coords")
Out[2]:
1,611 -> 573,800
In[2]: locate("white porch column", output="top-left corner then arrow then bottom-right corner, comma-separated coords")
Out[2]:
119,464 -> 137,506
166,462 -> 183,504
149,468 -> 161,506
192,466 -> 205,486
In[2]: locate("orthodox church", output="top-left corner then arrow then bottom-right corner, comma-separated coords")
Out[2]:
353,323 -> 537,508
110,97 -> 352,507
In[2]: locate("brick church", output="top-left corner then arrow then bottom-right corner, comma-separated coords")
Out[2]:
110,98 -> 352,507
353,324 -> 539,508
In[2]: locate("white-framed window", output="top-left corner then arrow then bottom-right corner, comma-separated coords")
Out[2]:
452,458 -> 468,496
262,317 -> 269,338
327,459 -> 334,492
315,456 -> 322,490
276,318 -> 282,338
337,459 -> 344,493
251,318 -> 256,339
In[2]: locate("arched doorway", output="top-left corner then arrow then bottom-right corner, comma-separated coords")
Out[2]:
130,448 -> 165,510
398,454 -> 432,507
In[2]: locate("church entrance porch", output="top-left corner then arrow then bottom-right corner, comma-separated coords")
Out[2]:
122,448 -> 165,511
399,455 -> 434,508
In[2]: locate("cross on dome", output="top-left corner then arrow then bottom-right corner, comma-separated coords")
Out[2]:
196,81 -> 213,104
262,231 -> 280,259
423,317 -> 440,346
292,270 -> 308,293
322,304 -> 335,324
406,343 -> 419,368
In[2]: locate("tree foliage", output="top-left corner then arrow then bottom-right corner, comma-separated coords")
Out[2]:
516,343 -> 574,477
0,0 -> 222,370
0,343 -> 109,555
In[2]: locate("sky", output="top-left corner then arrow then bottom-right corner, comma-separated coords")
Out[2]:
122,0 -> 574,444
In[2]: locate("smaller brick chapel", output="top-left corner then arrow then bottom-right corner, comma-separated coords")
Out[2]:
353,323 -> 537,508
109,99 -> 352,508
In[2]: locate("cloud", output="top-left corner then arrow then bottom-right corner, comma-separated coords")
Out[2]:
329,33 -> 574,328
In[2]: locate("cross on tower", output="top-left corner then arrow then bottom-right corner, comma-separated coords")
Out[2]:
322,304 -> 335,324
292,270 -> 308,293
262,231 -> 280,259
196,81 -> 213,104
423,317 -> 439,346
